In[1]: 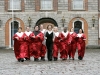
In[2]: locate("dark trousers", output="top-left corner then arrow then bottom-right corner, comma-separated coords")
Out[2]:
46,42 -> 53,60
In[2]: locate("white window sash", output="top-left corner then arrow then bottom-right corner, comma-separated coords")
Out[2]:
72,0 -> 84,10
40,0 -> 53,10
8,0 -> 21,10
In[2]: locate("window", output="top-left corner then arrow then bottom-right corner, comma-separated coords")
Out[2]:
35,0 -> 58,11
68,0 -> 88,11
72,0 -> 84,10
99,0 -> 100,11
8,0 -> 21,10
5,0 -> 25,12
40,0 -> 53,10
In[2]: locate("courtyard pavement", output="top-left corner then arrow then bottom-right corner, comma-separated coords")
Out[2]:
0,49 -> 100,75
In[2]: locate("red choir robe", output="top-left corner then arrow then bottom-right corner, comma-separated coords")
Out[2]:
53,32 -> 60,58
13,32 -> 27,60
40,29 -> 46,58
23,31 -> 32,59
29,31 -> 44,58
77,33 -> 86,59
59,31 -> 71,59
69,32 -> 77,59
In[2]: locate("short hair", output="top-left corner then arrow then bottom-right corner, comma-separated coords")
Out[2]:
79,29 -> 84,33
18,27 -> 22,30
47,25 -> 53,29
34,25 -> 40,30
26,26 -> 30,29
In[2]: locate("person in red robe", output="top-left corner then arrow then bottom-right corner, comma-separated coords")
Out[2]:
77,29 -> 86,60
69,28 -> 77,60
13,27 -> 26,62
53,27 -> 60,61
59,27 -> 71,60
39,24 -> 47,61
23,26 -> 32,60
30,26 -> 44,61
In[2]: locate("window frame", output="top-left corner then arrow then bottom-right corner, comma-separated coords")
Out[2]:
8,0 -> 21,11
68,0 -> 88,11
5,0 -> 25,12
40,0 -> 53,11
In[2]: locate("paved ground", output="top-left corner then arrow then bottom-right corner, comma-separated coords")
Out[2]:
0,49 -> 100,75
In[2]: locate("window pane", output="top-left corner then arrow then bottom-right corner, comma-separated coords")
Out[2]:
73,0 -> 84,10
9,0 -> 21,10
41,0 -> 53,10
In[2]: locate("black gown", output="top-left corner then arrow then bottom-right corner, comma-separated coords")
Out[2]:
45,31 -> 54,61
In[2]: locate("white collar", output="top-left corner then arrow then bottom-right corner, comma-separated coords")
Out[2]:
25,31 -> 32,36
40,29 -> 46,34
70,32 -> 73,34
62,31 -> 69,37
16,32 -> 23,37
54,32 -> 59,37
48,30 -> 53,34
77,33 -> 83,37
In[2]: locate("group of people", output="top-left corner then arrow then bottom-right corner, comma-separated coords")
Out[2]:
13,24 -> 86,62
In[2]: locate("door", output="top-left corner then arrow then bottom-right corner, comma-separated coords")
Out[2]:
74,21 -> 82,34
11,21 -> 19,47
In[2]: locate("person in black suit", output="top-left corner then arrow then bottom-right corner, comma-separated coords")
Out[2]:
45,25 -> 54,61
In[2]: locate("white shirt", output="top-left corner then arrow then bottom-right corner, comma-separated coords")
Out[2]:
62,31 -> 69,37
40,29 -> 46,34
70,32 -> 73,35
47,30 -> 53,34
77,33 -> 83,37
54,32 -> 59,37
24,31 -> 32,36
16,32 -> 24,37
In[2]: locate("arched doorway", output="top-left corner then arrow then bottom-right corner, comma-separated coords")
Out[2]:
74,21 -> 82,34
36,18 -> 58,29
5,18 -> 25,48
11,21 -> 19,47
68,18 -> 88,45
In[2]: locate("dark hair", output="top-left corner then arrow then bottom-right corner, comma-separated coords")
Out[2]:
18,27 -> 22,30
34,25 -> 39,30
26,26 -> 30,29
47,25 -> 53,29
79,29 -> 84,33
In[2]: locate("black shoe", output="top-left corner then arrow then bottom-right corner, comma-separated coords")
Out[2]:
41,57 -> 45,61
54,57 -> 57,61
18,58 -> 21,62
48,59 -> 52,61
69,56 -> 71,59
20,58 -> 24,62
72,58 -> 74,60
34,58 -> 39,61
78,56 -> 82,60
25,58 -> 30,60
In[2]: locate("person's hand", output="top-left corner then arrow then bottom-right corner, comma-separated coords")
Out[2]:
32,36 -> 35,38
24,36 -> 27,39
45,37 -> 47,39
15,37 -> 19,40
37,35 -> 40,37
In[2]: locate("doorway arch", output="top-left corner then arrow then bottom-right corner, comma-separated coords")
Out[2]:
36,17 -> 58,29
5,18 -> 25,48
68,17 -> 88,44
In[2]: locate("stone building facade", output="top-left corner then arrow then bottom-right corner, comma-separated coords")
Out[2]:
0,0 -> 99,48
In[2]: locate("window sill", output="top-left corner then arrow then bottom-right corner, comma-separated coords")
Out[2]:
7,9 -> 22,12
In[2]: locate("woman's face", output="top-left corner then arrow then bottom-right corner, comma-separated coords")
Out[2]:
26,27 -> 30,32
79,29 -> 82,33
71,28 -> 74,32
48,25 -> 52,30
54,27 -> 58,32
40,25 -> 43,30
18,29 -> 22,33
34,26 -> 39,31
